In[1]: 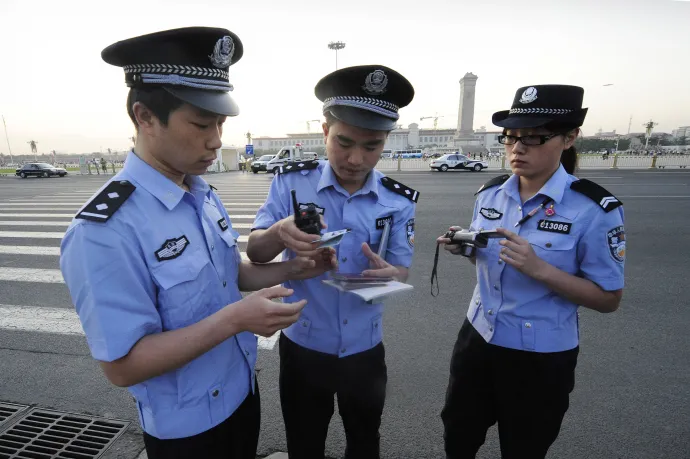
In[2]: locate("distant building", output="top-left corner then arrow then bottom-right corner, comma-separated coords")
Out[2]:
672,126 -> 690,138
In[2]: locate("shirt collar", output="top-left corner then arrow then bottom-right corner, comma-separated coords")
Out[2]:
316,163 -> 380,198
122,151 -> 210,210
499,164 -> 568,204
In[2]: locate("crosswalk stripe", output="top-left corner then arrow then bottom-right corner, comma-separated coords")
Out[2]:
0,231 -> 250,242
0,213 -> 258,219
0,267 -> 63,282
0,246 -> 279,260
0,221 -> 254,229
3,202 -> 265,207
0,304 -> 279,349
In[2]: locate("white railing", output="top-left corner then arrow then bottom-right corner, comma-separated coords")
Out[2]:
374,154 -> 690,171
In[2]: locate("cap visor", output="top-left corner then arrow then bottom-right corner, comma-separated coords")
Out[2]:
328,106 -> 397,132
164,87 -> 239,117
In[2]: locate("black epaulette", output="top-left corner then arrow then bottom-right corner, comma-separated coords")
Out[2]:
380,176 -> 419,203
570,179 -> 623,212
75,180 -> 136,223
475,174 -> 510,195
279,160 -> 320,174
209,184 -> 218,191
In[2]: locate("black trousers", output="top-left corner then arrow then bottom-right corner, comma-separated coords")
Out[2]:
143,382 -> 260,459
279,332 -> 387,459
441,319 -> 579,459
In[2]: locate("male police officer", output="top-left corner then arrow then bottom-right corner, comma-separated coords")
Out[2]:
246,65 -> 419,459
60,27 -> 334,459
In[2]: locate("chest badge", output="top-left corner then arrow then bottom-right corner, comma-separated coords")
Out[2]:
218,218 -> 229,231
479,207 -> 503,220
155,236 -> 190,261
537,220 -> 572,235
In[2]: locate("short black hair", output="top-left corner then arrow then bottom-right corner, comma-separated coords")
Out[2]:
127,87 -> 184,131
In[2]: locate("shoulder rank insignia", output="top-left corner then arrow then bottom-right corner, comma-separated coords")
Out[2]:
76,180 -> 135,222
279,160 -> 320,174
570,179 -> 622,212
380,176 -> 419,203
475,174 -> 510,195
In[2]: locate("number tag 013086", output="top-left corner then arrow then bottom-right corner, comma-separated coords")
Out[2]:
537,219 -> 572,235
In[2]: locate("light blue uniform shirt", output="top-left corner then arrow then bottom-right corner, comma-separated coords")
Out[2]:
60,152 -> 257,440
467,165 -> 625,353
252,162 -> 416,357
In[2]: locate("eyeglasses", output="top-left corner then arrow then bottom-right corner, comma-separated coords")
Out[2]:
497,133 -> 560,146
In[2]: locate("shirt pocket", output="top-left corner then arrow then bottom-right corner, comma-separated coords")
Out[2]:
151,254 -> 213,329
526,231 -> 578,272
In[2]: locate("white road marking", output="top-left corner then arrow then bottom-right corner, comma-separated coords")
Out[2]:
0,304 -> 279,349
0,231 -> 250,242
0,213 -> 258,219
0,221 -> 253,229
0,268 -> 63,283
0,213 -> 76,218
0,246 -> 274,258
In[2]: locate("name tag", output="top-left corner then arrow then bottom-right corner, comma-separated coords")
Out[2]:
537,219 -> 572,234
376,216 -> 394,229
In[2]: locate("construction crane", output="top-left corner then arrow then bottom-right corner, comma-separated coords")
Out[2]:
420,114 -> 450,131
306,119 -> 321,134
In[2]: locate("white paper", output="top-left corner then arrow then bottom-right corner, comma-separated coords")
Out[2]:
322,280 -> 414,303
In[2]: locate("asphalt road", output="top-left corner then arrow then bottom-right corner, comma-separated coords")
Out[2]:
0,168 -> 688,459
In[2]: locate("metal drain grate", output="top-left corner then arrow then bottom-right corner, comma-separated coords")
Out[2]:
0,409 -> 129,459
0,404 -> 28,431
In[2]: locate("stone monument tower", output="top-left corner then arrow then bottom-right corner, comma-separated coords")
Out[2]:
456,72 -> 478,137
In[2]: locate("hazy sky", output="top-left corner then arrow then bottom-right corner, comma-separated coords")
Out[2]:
0,0 -> 688,155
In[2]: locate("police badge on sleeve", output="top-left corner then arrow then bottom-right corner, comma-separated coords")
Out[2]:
406,218 -> 415,247
607,226 -> 626,263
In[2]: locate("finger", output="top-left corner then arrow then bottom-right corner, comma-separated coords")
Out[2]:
498,239 -> 524,253
274,299 -> 308,316
319,215 -> 328,230
443,244 -> 461,252
437,237 -> 451,244
499,246 -> 521,261
294,248 -> 325,259
283,222 -> 322,243
260,286 -> 294,299
282,233 -> 320,253
361,242 -> 383,265
361,267 -> 397,278
499,252 -> 519,267
449,226 -> 463,231
495,227 -> 521,241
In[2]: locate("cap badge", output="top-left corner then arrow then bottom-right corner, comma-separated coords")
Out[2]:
363,69 -> 388,95
519,87 -> 538,104
209,36 -> 235,69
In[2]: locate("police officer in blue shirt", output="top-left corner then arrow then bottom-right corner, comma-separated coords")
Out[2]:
60,27 -> 334,459
436,85 -> 626,459
246,65 -> 419,459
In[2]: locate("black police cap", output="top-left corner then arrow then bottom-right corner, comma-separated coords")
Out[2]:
315,65 -> 414,131
492,84 -> 588,130
102,27 -> 243,117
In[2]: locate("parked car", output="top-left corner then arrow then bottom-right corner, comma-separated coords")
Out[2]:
15,163 -> 68,178
429,154 -> 488,172
251,155 -> 277,173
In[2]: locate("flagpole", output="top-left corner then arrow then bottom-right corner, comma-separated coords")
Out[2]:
2,115 -> 13,164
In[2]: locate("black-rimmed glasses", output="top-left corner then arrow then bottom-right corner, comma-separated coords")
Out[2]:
497,133 -> 560,146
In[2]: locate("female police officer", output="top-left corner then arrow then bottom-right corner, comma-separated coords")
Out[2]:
437,85 -> 625,459
60,27 -> 334,459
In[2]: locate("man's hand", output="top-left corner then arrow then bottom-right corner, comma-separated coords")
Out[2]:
276,215 -> 328,258
436,226 -> 467,255
495,228 -> 548,279
286,248 -> 338,280
226,286 -> 307,337
360,242 -> 402,280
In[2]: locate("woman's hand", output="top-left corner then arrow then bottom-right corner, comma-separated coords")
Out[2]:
496,228 -> 548,279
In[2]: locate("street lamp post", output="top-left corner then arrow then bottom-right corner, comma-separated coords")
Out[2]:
328,41 -> 346,70
2,115 -> 13,164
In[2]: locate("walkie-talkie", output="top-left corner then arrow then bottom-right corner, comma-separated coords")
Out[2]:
291,189 -> 322,235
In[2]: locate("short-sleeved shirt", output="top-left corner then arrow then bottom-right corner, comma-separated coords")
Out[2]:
60,152 -> 257,439
466,164 -> 625,352
252,161 -> 416,357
